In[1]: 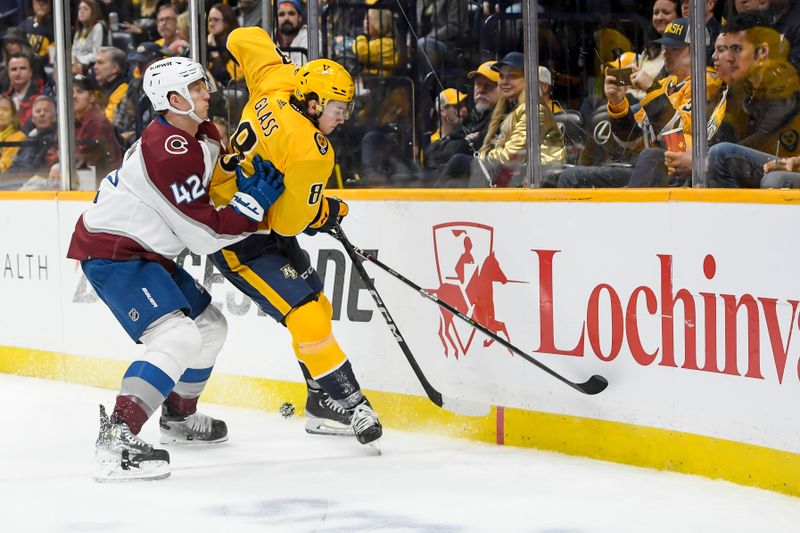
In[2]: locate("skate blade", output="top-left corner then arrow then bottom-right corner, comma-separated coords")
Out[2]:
93,461 -> 170,482
367,439 -> 382,455
304,417 -> 355,437
159,435 -> 228,446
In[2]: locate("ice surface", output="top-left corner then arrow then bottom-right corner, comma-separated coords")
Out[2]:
1,374 -> 798,532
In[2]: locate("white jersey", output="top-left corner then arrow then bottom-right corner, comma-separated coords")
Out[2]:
68,117 -> 256,269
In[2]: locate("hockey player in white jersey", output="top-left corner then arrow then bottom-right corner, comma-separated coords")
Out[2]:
67,57 -> 286,481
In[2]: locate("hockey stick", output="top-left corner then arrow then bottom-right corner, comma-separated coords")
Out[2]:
330,225 -> 490,417
330,226 -> 609,396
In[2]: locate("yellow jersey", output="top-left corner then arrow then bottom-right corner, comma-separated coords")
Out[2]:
209,26 -> 335,237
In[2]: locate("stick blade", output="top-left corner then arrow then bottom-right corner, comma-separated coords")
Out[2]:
440,396 -> 491,417
575,375 -> 609,395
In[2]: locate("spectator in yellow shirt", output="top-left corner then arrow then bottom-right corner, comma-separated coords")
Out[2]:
0,94 -> 27,173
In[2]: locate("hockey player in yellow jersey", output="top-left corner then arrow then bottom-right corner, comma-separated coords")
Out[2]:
208,26 -> 382,446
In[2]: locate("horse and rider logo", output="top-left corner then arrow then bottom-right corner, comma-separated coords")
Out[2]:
428,222 -> 524,359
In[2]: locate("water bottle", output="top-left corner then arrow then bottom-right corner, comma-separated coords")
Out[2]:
109,12 -> 118,31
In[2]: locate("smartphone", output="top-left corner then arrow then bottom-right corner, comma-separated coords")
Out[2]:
607,67 -> 633,86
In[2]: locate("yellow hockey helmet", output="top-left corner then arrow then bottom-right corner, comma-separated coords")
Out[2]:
295,58 -> 355,118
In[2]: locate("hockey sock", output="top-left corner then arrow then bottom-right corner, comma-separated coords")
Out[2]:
314,361 -> 363,409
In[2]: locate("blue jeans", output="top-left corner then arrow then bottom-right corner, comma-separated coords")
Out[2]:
707,142 -> 773,188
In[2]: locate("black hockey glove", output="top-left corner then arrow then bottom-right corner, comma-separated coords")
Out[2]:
304,197 -> 349,235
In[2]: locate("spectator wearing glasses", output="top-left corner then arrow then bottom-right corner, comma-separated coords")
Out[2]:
154,4 -> 181,50
207,3 -> 241,85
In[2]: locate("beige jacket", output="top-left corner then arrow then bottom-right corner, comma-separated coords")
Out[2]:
479,90 -> 566,167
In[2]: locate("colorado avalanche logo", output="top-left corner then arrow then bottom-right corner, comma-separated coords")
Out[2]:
164,134 -> 189,155
428,222 -> 525,359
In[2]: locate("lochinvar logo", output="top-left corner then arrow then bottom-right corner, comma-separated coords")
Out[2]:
429,222 -> 524,358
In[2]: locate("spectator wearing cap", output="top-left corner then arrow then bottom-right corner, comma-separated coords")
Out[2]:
424,61 -> 500,176
0,94 -> 28,173
93,46 -> 128,123
20,0 -> 54,62
436,51 -> 566,188
72,0 -> 108,76
430,88 -> 467,144
72,74 -> 122,178
561,17 -> 723,188
275,0 -> 312,66
4,53 -> 44,132
538,66 -> 563,114
114,42 -> 163,144
7,95 -> 57,176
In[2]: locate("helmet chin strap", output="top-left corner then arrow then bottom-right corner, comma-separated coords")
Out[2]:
167,90 -> 204,124
168,103 -> 205,124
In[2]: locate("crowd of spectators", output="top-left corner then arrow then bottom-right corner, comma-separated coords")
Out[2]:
0,0 -> 799,191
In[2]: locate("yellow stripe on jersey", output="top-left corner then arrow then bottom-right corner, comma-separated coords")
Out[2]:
220,249 -> 292,316
285,300 -> 348,378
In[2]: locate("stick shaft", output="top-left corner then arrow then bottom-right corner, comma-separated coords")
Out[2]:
334,226 -> 444,407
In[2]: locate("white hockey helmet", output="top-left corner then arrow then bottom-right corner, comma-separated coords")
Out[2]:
143,56 -> 216,123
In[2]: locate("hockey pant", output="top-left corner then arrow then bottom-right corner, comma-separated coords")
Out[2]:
209,234 -> 364,409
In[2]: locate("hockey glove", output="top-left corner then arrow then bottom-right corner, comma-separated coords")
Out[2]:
305,196 -> 349,235
230,155 -> 285,222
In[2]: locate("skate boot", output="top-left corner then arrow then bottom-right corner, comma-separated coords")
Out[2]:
94,405 -> 170,482
349,398 -> 382,446
304,387 -> 355,437
159,403 -> 228,445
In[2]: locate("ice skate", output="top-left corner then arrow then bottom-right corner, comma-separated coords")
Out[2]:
350,398 -> 382,446
304,387 -> 355,437
159,403 -> 228,445
94,405 -> 170,482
